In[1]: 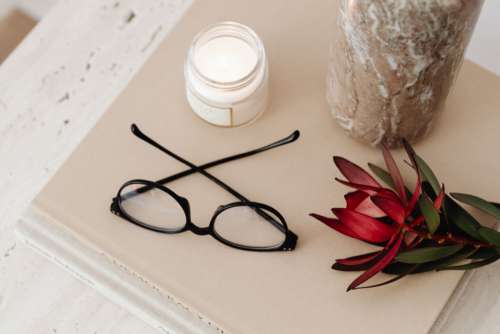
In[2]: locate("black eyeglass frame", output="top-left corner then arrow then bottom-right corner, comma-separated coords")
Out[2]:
110,124 -> 299,252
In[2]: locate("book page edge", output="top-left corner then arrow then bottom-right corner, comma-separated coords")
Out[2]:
15,205 -> 227,334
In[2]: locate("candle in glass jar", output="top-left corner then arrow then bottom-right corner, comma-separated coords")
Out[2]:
185,22 -> 269,127
194,36 -> 258,83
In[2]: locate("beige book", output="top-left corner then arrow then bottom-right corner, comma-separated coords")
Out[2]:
21,0 -> 500,333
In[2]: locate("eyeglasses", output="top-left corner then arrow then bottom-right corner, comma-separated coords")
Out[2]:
110,124 -> 300,252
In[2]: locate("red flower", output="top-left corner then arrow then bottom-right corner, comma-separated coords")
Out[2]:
310,142 -> 444,291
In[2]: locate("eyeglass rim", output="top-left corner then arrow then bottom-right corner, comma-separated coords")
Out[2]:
112,179 -> 296,251
210,201 -> 292,251
114,179 -> 191,234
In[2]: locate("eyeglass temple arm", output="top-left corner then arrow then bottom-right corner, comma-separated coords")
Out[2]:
131,124 -> 299,202
130,124 -> 299,233
148,129 -> 299,187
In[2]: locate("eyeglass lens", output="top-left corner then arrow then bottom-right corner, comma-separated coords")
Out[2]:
119,183 -> 186,232
119,183 -> 287,248
213,204 -> 286,248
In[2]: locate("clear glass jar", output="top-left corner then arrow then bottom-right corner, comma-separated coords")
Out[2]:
184,22 -> 269,127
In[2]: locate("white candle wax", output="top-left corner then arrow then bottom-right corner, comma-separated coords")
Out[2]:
185,22 -> 269,127
194,36 -> 258,83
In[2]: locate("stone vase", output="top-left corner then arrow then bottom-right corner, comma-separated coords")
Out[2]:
327,0 -> 484,147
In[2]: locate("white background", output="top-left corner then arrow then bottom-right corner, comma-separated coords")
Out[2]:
466,1 -> 500,75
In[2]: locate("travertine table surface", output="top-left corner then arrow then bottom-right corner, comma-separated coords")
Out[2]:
0,0 -> 499,333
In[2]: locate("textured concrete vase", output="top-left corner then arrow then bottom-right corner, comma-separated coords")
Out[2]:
327,0 -> 484,147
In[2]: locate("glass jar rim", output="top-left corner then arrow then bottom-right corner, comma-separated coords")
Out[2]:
187,21 -> 265,90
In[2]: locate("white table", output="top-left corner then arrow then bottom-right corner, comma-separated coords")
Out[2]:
0,1 -> 499,333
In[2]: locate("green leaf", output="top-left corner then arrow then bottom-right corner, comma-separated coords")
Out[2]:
383,262 -> 419,275
387,247 -> 477,274
433,247 -> 479,270
445,196 -> 482,240
368,162 -> 394,189
451,193 -> 500,220
396,245 -> 464,264
478,227 -> 500,247
415,154 -> 440,196
437,256 -> 500,271
469,247 -> 500,259
419,194 -> 440,234
367,163 -> 412,198
368,163 -> 395,189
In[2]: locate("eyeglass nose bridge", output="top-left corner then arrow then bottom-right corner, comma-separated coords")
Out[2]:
188,223 -> 210,236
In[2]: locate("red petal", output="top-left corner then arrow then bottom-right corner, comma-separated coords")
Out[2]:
346,191 -> 386,218
434,186 -> 445,210
334,156 -> 381,187
410,237 -> 424,248
406,172 -> 421,217
347,233 -> 403,291
382,144 -> 408,206
404,231 -> 419,246
345,191 -> 368,209
384,229 -> 401,250
336,178 -> 402,204
409,215 -> 425,228
401,139 -> 419,166
332,208 -> 397,243
309,213 -> 360,240
333,252 -> 384,272
376,188 -> 403,202
335,178 -> 380,195
372,195 -> 405,224
357,197 -> 387,218
336,251 -> 381,266
354,263 -> 418,289
409,186 -> 445,228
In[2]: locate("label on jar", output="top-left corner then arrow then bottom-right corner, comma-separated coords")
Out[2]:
186,89 -> 232,127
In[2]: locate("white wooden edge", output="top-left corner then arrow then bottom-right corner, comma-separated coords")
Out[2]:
12,0 -> 57,20
428,271 -> 474,333
16,206 -> 227,334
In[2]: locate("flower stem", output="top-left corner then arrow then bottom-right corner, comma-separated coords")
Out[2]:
402,225 -> 490,248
